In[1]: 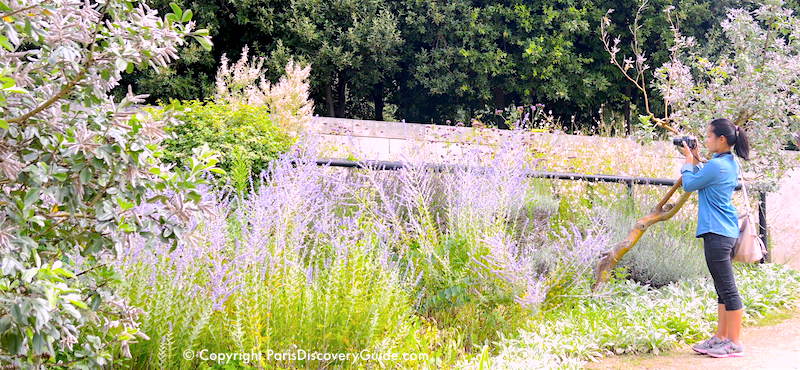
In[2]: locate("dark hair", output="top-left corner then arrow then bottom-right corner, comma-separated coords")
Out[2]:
709,118 -> 750,160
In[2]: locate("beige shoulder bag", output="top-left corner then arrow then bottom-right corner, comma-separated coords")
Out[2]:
732,155 -> 767,263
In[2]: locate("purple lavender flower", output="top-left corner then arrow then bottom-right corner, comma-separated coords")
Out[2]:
514,275 -> 547,308
556,224 -> 611,268
305,264 -> 314,286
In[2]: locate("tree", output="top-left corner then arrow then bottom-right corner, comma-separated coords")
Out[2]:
115,0 -> 241,102
394,0 -> 747,126
395,0 -> 609,123
594,0 -> 800,289
112,0 -> 800,130
232,0 -> 403,119
0,0 -> 217,365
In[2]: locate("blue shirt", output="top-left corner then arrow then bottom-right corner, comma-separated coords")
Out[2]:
680,152 -> 740,238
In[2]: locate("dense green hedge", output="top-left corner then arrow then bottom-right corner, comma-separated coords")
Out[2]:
159,100 -> 296,186
122,0 -> 775,127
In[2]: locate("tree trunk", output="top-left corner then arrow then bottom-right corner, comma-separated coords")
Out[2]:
374,83 -> 384,121
325,82 -> 335,117
592,178 -> 692,291
624,85 -> 632,136
335,74 -> 347,118
492,86 -> 506,109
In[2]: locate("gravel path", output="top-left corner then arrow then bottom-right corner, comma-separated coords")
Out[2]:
586,308 -> 800,369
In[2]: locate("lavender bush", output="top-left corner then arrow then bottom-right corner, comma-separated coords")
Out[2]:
112,130 -> 635,366
112,125 -> 800,367
598,200 -> 707,288
115,141 -> 425,368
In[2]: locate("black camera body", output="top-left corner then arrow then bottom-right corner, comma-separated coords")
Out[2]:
672,135 -> 697,149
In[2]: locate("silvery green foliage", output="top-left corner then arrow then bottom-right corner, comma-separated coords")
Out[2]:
654,1 -> 800,190
480,263 -> 800,367
0,0 -> 215,367
596,204 -> 706,287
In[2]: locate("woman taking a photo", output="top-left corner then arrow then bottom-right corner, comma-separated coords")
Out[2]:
679,118 -> 750,358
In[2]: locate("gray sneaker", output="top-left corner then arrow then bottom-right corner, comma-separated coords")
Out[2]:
691,335 -> 723,354
706,338 -> 745,358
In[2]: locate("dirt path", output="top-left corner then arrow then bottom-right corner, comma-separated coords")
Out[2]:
586,309 -> 800,369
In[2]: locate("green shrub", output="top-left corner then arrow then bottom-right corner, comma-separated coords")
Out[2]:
412,235 -> 529,353
599,203 -> 707,287
159,99 -> 296,184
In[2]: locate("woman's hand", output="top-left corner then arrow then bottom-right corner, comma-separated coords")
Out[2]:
681,142 -> 701,165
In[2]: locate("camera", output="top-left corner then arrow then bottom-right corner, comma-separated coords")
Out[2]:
672,135 -> 697,149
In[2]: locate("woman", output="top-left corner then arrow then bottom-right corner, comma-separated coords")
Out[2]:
680,118 -> 750,358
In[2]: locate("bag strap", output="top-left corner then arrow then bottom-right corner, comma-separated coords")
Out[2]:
732,154 -> 754,215
733,154 -> 768,257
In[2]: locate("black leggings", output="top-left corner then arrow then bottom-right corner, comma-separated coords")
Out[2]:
702,232 -> 743,311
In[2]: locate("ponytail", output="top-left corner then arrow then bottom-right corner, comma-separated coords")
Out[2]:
710,118 -> 750,161
734,125 -> 750,160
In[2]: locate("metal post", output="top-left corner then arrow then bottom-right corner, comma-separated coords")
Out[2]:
626,181 -> 634,198
759,191 -> 770,262
625,180 -> 635,214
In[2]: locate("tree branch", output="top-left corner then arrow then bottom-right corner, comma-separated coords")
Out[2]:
6,1 -> 105,125
6,69 -> 86,124
593,178 -> 692,290
1,0 -> 50,19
